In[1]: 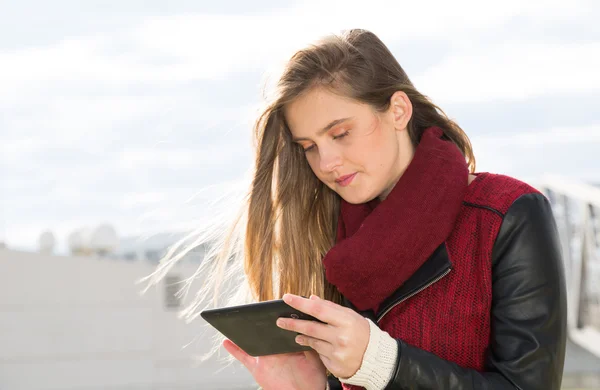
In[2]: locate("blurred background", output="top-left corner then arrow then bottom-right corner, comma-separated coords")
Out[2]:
1,0 -> 599,389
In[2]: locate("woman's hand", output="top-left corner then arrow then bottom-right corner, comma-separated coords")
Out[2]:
276,294 -> 370,379
223,339 -> 327,390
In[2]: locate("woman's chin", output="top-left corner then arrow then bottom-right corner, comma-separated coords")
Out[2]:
337,188 -> 377,205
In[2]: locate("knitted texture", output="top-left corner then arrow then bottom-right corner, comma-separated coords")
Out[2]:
323,127 -> 469,312
340,319 -> 398,390
341,173 -> 540,390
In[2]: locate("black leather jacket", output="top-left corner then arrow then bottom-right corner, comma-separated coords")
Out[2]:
329,193 -> 567,389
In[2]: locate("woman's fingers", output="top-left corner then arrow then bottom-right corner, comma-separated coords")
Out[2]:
223,339 -> 256,372
282,294 -> 348,326
277,316 -> 334,343
297,335 -> 334,356
280,294 -> 372,379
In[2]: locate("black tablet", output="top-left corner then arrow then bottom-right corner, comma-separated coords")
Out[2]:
200,299 -> 323,356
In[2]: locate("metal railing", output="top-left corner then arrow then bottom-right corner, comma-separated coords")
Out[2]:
538,175 -> 600,358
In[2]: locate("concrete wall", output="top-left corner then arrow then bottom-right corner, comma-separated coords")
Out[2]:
0,248 -> 256,390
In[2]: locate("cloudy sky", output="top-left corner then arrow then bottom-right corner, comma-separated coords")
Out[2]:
1,0 -> 599,253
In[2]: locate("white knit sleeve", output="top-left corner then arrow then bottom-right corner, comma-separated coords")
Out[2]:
338,318 -> 398,390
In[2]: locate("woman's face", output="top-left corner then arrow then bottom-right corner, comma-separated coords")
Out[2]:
285,87 -> 414,204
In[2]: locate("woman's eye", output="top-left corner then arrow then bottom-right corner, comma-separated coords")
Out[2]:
333,130 -> 350,140
300,130 -> 349,152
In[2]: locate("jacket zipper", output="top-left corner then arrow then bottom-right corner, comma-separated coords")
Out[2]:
376,267 -> 452,324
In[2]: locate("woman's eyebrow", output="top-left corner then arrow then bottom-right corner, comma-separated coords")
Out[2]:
292,117 -> 353,142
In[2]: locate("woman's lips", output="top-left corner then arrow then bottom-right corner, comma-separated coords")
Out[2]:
335,173 -> 357,187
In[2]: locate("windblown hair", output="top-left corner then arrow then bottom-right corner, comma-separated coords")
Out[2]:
140,28 -> 475,358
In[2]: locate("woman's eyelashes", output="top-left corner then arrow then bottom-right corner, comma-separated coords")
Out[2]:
302,130 -> 351,152
333,130 -> 350,140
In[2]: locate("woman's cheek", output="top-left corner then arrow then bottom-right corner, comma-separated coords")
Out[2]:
306,155 -> 327,181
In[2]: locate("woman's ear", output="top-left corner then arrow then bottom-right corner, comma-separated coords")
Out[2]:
389,91 -> 413,131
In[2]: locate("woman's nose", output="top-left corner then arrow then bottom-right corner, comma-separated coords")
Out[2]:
319,146 -> 342,173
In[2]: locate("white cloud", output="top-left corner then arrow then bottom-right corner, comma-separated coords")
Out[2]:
128,0 -> 597,88
2,137 -> 46,164
1,1 -> 599,251
472,124 -> 600,180
0,0 -> 594,103
416,42 -> 600,103
472,124 -> 600,148
3,95 -> 166,147
115,143 -> 252,171
2,94 -> 256,171
3,177 -> 250,253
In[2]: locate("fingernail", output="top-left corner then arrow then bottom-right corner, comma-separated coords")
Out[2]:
276,319 -> 285,328
283,294 -> 292,303
310,295 -> 319,300
296,336 -> 304,344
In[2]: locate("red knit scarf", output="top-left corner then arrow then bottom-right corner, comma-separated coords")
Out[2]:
322,127 -> 469,312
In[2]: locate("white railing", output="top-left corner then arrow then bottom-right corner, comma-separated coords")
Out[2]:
538,175 -> 600,358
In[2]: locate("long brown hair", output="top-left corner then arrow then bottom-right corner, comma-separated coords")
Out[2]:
245,29 -> 475,304
140,29 -> 475,341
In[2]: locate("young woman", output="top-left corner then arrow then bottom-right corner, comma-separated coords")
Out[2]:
152,29 -> 567,389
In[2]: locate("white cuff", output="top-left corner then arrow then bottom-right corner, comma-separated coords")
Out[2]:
339,318 -> 398,390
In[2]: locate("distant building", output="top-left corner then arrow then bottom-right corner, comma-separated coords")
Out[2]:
116,231 -> 209,264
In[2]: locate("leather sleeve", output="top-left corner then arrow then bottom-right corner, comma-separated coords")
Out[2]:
328,375 -> 343,390
384,193 -> 568,389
